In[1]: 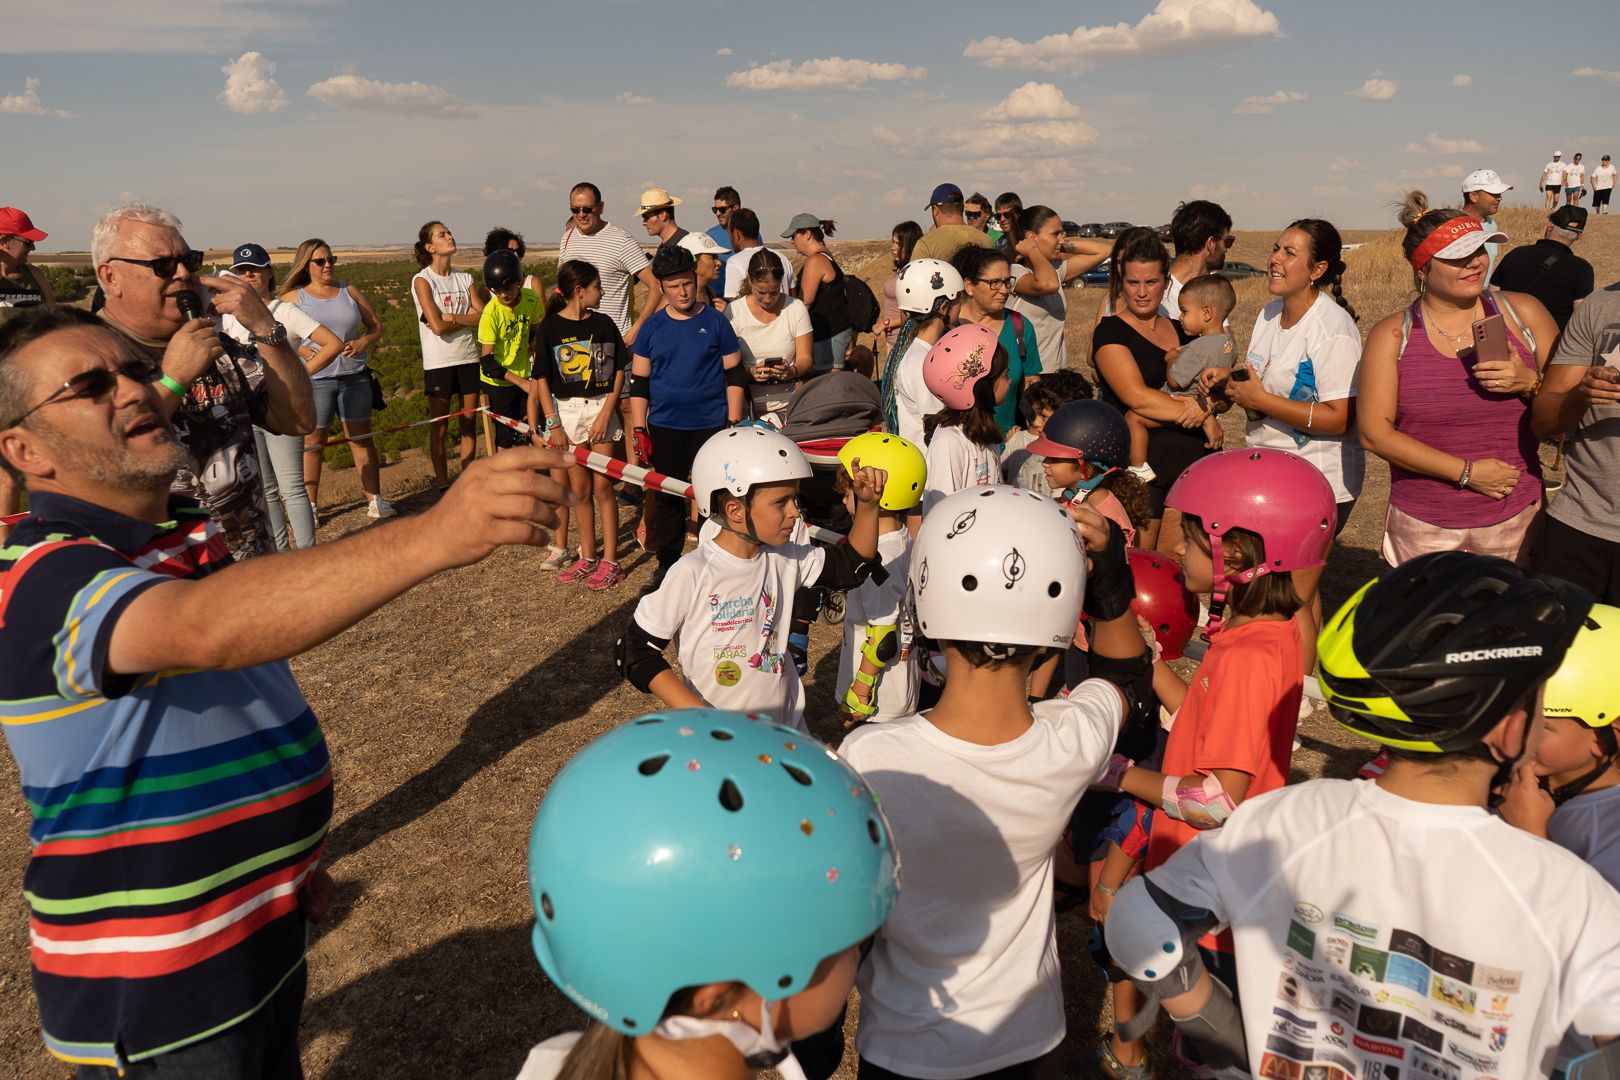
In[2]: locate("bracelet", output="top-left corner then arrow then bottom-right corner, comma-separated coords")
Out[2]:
1304,401 -> 1316,431
158,374 -> 187,397
1096,883 -> 1119,897
543,415 -> 560,431
1458,460 -> 1473,489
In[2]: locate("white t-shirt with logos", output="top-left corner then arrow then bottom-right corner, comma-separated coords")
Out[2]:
842,684 -> 1122,1078
1591,163 -> 1618,191
836,528 -> 917,722
726,294 -> 811,368
1543,161 -> 1568,188
411,267 -> 480,370
894,338 -> 945,447
1567,162 -> 1587,189
632,535 -> 827,732
1244,292 -> 1365,502
1006,262 -> 1068,372
920,426 -> 1003,515
1547,783 -> 1620,1070
1147,779 -> 1620,1080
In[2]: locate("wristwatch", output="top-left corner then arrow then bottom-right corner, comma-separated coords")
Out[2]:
248,322 -> 289,348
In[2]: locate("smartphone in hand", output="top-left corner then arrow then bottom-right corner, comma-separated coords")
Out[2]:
1471,313 -> 1508,366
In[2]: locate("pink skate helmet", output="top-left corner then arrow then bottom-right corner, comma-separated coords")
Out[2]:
922,323 -> 1001,411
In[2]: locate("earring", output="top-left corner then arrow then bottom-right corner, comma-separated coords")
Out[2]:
730,1009 -> 741,1020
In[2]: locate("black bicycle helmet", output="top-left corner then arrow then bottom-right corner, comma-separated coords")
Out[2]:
1318,551 -> 1593,753
482,248 -> 524,290
650,244 -> 696,280
1026,399 -> 1130,469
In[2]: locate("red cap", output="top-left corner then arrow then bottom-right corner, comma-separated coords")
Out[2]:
0,208 -> 47,243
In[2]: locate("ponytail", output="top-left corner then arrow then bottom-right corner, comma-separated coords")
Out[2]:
412,220 -> 445,269
554,259 -> 600,312
1287,218 -> 1359,323
555,1022 -> 633,1080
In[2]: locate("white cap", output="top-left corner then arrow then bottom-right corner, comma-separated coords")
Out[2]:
1553,150 -> 1562,157
677,232 -> 731,257
1461,169 -> 1513,194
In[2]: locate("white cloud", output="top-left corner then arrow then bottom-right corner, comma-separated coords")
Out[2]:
0,77 -> 72,118
384,197 -> 415,209
715,47 -> 733,57
481,185 -> 520,206
1399,164 -> 1466,181
943,84 -> 1098,161
1310,183 -> 1351,197
1348,77 -> 1398,101
984,81 -> 1082,121
1406,132 -> 1486,155
218,51 -> 285,115
532,177 -> 555,192
726,57 -> 926,92
1231,89 -> 1305,115
879,187 -> 910,206
306,74 -> 475,118
615,92 -> 653,106
1450,73 -> 1472,87
434,195 -> 466,206
1572,66 -> 1620,86
963,0 -> 1281,74
1328,156 -> 1365,172
1189,182 -> 1249,200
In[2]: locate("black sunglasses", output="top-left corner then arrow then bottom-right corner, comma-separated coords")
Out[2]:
106,251 -> 205,278
569,205 -> 599,216
4,361 -> 158,429
712,205 -> 734,215
311,256 -> 338,267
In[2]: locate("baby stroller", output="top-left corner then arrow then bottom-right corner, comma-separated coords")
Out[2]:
778,369 -> 883,535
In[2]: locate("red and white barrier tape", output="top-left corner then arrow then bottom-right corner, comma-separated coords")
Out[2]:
318,406 -> 480,448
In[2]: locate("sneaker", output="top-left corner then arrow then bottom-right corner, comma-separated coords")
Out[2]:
539,545 -> 570,571
367,495 -> 397,519
558,556 -> 598,583
585,560 -> 626,591
1127,462 -> 1156,483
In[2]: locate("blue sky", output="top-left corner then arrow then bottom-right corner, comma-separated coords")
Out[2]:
4,0 -> 1616,249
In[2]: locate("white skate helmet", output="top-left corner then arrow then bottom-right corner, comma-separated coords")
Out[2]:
691,426 -> 813,519
896,258 -> 964,316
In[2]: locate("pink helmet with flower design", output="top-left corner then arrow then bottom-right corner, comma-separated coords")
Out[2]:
922,323 -> 1001,410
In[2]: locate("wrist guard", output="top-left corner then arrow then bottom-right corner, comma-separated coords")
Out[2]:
860,624 -> 898,670
1083,519 -> 1135,622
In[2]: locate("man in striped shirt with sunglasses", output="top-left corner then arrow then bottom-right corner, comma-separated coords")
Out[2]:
0,307 -> 574,1077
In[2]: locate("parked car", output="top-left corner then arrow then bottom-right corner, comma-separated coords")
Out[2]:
1080,259 -> 1111,287
1062,220 -> 1083,237
1154,223 -> 1173,242
1214,261 -> 1267,280
1102,221 -> 1133,237
1078,222 -> 1104,238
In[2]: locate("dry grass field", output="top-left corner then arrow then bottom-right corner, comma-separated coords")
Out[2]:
3,207 -> 1616,1079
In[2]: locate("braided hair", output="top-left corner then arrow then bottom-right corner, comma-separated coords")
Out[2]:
1287,218 -> 1358,322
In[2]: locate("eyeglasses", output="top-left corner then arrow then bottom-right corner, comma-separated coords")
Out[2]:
2,235 -> 35,252
569,205 -> 599,216
975,277 -> 1011,291
3,360 -> 158,429
964,210 -> 989,221
311,256 -> 338,267
1222,235 -> 1236,248
106,251 -> 205,278
712,205 -> 734,215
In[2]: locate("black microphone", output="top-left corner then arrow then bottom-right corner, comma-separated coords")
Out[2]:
176,291 -> 203,322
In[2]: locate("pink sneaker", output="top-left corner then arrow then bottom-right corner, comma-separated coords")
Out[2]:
558,556 -> 598,584
585,560 -> 626,591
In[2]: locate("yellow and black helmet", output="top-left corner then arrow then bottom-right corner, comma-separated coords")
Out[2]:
1318,552 -> 1592,753
1544,603 -> 1620,732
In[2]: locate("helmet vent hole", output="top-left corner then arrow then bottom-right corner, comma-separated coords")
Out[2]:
718,779 -> 745,811
1048,582 -> 1062,598
540,892 -> 555,920
781,762 -> 814,786
778,975 -> 793,989
710,728 -> 735,741
638,755 -> 670,776
963,575 -> 979,592
868,816 -> 882,844
623,1017 -> 638,1029
633,717 -> 664,726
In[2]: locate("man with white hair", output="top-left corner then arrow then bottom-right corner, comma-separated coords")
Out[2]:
93,204 -> 314,559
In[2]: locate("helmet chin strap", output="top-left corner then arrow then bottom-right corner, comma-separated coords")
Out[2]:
652,997 -> 806,1080
1202,532 -> 1271,640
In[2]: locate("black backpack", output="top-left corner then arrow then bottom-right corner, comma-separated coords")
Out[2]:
844,275 -> 881,334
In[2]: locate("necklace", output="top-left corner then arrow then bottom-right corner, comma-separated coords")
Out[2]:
1421,302 -> 1475,347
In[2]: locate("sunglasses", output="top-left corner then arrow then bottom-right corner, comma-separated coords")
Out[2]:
311,256 -> 338,267
569,205 -> 599,216
4,360 -> 158,429
1222,236 -> 1236,248
712,205 -> 734,215
964,209 -> 989,220
994,210 -> 1018,221
106,251 -> 205,278
3,235 -> 35,252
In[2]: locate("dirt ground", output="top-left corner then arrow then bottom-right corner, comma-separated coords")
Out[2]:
0,216 -> 1608,1079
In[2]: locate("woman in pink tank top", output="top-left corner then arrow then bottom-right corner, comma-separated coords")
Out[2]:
1358,193 -> 1558,565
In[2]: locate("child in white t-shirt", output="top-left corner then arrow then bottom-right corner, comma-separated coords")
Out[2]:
616,426 -> 887,732
1124,274 -> 1233,475
840,484 -> 1155,1079
832,432 -> 925,726
918,323 -> 1010,516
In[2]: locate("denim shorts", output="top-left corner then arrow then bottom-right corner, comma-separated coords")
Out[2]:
312,371 -> 372,429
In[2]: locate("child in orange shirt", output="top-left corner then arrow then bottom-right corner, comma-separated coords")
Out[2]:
1099,447 -> 1335,1077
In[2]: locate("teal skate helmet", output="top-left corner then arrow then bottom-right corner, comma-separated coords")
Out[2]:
528,709 -> 900,1034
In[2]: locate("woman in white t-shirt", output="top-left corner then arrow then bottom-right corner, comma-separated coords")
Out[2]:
411,221 -> 485,489
726,248 -> 812,424
516,709 -> 898,1080
1566,152 -> 1588,207
1006,205 -> 1109,375
1201,218 -> 1362,670
918,323 -> 1011,515
1593,154 -> 1617,215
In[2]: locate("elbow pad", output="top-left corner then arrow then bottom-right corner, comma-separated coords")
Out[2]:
860,624 -> 899,669
1161,773 -> 1238,829
1087,647 -> 1157,761
1082,520 -> 1135,622
724,363 -> 749,388
820,541 -> 888,590
625,373 -> 650,399
615,621 -> 671,693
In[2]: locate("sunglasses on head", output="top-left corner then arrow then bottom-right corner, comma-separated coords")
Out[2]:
4,360 -> 157,429
569,205 -> 599,216
311,256 -> 338,267
106,250 -> 205,278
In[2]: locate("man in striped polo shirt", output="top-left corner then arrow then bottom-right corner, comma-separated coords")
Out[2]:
558,181 -> 661,347
0,307 -> 575,1076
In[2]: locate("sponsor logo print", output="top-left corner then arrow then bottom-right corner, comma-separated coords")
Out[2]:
1445,645 -> 1542,663
1429,1009 -> 1482,1040
1353,1033 -> 1404,1059
1333,914 -> 1379,941
1294,902 -> 1326,924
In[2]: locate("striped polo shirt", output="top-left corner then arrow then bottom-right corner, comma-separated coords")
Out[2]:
0,492 -> 333,1069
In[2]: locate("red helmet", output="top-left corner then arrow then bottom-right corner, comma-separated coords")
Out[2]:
1127,548 -> 1199,660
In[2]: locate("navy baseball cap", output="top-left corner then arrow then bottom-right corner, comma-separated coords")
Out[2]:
231,243 -> 271,268
925,183 -> 963,208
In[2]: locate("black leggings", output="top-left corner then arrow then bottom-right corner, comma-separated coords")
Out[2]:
649,424 -> 721,570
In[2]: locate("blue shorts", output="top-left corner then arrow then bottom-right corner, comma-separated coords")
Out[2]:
1567,186 -> 1584,195
312,371 -> 372,429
